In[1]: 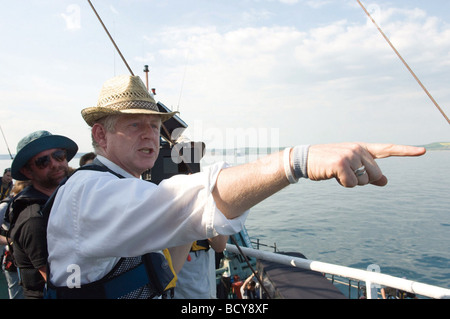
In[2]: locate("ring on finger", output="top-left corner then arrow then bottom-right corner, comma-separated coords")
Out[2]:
354,165 -> 366,177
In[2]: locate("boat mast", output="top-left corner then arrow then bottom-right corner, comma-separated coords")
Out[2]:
143,65 -> 149,90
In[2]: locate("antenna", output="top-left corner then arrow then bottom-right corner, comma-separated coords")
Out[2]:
87,0 -> 134,76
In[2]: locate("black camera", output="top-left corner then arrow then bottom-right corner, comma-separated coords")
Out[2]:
142,102 -> 205,184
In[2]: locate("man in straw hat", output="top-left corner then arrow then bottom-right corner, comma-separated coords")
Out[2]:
3,130 -> 77,298
45,74 -> 425,299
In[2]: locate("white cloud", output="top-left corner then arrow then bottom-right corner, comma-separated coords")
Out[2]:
2,1 -> 449,153
61,4 -> 81,31
110,5 -> 119,15
304,0 -> 332,9
279,0 -> 299,4
140,6 -> 450,147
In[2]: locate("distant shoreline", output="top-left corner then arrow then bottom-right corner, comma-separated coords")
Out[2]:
416,142 -> 450,151
1,142 -> 449,160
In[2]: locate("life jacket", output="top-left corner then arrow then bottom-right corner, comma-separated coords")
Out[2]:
7,186 -> 48,232
43,161 -> 177,299
0,180 -> 13,200
190,239 -> 210,252
0,197 -> 12,238
5,186 -> 49,293
185,240 -> 210,262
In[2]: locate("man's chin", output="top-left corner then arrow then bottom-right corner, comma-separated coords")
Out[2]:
49,169 -> 68,184
135,159 -> 157,175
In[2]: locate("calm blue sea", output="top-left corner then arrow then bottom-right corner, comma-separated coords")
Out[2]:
0,150 -> 448,297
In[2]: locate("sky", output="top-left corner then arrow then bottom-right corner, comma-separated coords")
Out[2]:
1,0 -> 450,154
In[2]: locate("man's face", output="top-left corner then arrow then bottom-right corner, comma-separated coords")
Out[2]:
2,171 -> 12,184
104,114 -> 161,177
21,148 -> 69,189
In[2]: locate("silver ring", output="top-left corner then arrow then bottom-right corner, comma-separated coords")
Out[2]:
354,165 -> 366,177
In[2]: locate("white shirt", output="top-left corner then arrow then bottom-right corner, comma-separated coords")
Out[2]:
47,156 -> 247,287
173,249 -> 216,299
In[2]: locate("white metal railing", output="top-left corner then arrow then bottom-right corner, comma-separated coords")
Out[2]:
225,244 -> 450,299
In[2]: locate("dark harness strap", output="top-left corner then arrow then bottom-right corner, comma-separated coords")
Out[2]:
41,160 -> 123,221
44,160 -> 176,299
45,257 -> 154,299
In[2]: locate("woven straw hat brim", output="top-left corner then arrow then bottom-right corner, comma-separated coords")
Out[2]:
81,106 -> 178,127
82,75 -> 178,126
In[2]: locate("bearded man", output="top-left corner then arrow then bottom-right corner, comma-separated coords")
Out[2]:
6,130 -> 77,298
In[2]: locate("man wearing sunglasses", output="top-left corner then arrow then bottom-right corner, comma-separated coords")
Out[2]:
5,130 -> 77,298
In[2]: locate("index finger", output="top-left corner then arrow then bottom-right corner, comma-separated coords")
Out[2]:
360,143 -> 427,159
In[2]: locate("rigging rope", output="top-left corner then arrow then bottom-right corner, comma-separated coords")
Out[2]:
87,0 -> 134,76
87,0 -> 180,154
229,235 -> 272,299
356,0 -> 450,125
0,125 -> 13,159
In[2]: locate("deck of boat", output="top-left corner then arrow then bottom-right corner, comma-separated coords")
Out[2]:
257,252 -> 346,299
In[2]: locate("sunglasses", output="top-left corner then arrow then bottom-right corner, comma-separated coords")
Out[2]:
33,149 -> 67,169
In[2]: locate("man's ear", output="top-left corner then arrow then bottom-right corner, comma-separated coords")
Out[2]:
92,123 -> 108,149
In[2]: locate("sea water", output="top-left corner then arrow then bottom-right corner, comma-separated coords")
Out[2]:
242,150 -> 450,290
0,150 -> 448,297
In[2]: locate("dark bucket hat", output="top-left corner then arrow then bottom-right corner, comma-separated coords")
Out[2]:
11,130 -> 78,181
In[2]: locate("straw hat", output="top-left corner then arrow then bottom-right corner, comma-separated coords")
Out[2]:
11,130 -> 78,181
81,75 -> 178,126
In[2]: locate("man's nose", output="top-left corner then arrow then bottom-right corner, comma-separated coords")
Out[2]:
142,124 -> 160,139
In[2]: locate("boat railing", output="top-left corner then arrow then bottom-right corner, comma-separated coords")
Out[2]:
225,243 -> 450,299
251,239 -> 278,252
326,273 -> 380,299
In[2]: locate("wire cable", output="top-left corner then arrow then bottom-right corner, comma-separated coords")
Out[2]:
356,0 -> 449,124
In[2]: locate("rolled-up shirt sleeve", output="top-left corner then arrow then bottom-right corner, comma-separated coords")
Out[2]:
47,161 -> 248,260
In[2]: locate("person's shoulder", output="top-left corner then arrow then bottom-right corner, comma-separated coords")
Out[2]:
69,167 -> 120,182
16,203 -> 43,218
10,203 -> 43,237
62,168 -> 133,197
